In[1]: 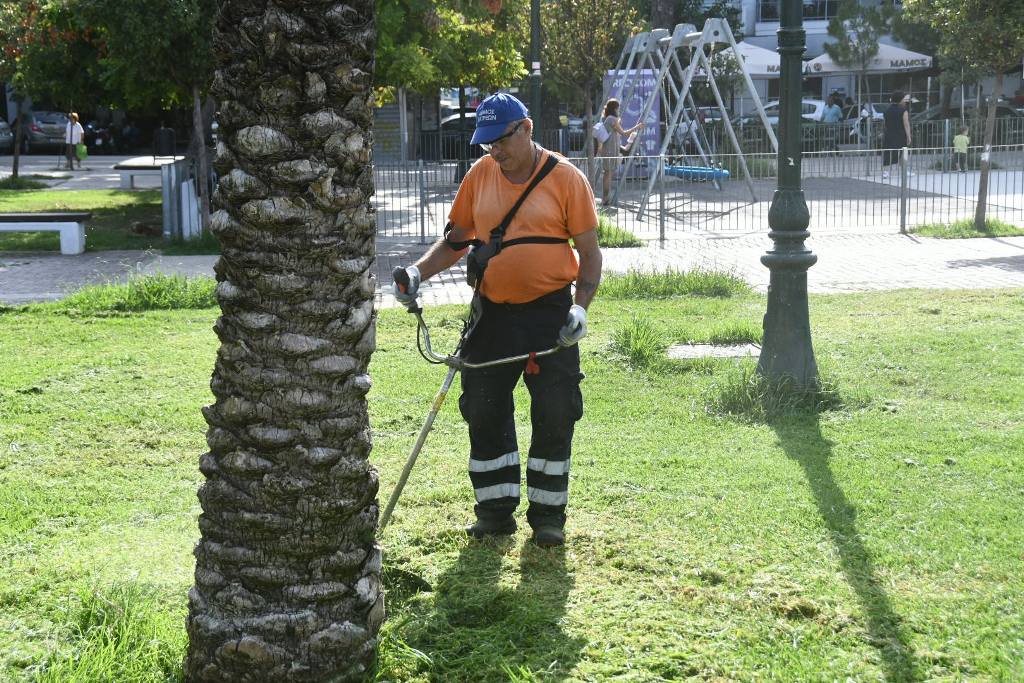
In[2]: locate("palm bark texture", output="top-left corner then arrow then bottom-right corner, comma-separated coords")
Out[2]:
185,1 -> 381,680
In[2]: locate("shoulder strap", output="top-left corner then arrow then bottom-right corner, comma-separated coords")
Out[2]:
489,153 -> 560,243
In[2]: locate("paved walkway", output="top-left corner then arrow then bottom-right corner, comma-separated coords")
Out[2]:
3,152 -> 1023,307
3,233 -> 1023,308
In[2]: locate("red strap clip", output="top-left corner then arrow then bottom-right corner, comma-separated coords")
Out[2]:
525,352 -> 541,375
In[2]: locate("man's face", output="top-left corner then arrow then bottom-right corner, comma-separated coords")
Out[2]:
484,119 -> 532,169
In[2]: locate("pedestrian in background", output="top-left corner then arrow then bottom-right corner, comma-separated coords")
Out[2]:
64,112 -> 84,170
595,98 -> 644,207
821,95 -> 843,123
952,126 -> 970,173
882,91 -> 912,179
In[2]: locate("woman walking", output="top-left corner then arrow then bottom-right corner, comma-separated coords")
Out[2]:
595,98 -> 644,207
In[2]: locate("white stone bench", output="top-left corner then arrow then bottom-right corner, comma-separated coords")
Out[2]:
113,156 -> 185,189
0,212 -> 90,254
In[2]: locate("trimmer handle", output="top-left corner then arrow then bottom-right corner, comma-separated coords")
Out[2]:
392,266 -> 410,293
392,266 -> 422,314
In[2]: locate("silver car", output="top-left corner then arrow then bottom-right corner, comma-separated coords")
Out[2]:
22,110 -> 70,153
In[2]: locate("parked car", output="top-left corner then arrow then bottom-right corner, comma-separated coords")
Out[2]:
912,103 -> 1024,122
731,99 -> 829,126
22,110 -> 69,153
438,111 -> 483,160
0,120 -> 13,154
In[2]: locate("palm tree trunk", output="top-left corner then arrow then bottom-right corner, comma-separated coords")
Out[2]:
184,1 -> 381,681
974,71 -> 1002,231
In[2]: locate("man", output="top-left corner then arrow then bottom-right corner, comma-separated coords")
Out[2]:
882,91 -> 912,179
820,96 -> 843,123
64,112 -> 85,170
393,93 -> 601,547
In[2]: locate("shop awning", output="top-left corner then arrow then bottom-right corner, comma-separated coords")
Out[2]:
804,43 -> 933,75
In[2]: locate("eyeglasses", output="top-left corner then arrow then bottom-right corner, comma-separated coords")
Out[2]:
479,120 -> 524,152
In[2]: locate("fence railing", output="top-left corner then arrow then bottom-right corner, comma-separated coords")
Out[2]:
372,144 -> 1024,243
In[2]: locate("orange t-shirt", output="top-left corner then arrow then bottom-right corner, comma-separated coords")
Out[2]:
448,149 -> 598,304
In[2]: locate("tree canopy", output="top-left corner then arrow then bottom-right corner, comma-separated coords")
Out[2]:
376,0 -> 529,95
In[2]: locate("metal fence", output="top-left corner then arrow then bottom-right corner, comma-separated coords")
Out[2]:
373,142 -> 1024,243
393,117 -> 1024,163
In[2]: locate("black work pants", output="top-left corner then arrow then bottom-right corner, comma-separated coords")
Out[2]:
458,286 -> 584,530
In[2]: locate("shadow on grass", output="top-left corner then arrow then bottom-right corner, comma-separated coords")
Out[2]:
773,417 -> 921,682
394,537 -> 583,681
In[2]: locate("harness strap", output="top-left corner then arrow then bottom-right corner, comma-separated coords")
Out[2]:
444,222 -> 479,251
501,236 -> 569,248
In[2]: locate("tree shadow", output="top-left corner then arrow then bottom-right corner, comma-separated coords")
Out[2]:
395,536 -> 583,681
773,417 -> 921,681
947,254 -> 1024,273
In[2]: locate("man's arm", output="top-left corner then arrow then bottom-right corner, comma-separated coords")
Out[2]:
572,228 -> 602,309
411,225 -> 473,281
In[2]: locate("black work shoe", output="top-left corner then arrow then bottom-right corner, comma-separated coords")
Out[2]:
531,526 -> 565,547
466,517 -> 517,539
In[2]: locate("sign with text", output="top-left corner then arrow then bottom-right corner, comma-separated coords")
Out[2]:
604,69 -> 661,157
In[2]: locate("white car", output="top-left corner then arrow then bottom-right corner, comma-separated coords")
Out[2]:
732,99 -> 828,125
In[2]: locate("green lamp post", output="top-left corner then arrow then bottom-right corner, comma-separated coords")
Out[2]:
529,0 -> 541,139
757,0 -> 819,387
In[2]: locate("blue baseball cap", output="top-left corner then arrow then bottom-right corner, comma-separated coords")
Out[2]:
471,93 -> 529,145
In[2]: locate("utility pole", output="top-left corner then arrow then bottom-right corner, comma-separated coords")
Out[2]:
529,0 -> 542,140
756,0 -> 819,386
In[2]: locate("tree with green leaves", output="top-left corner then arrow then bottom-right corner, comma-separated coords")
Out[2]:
0,0 -> 107,176
824,0 -> 894,111
541,0 -> 638,174
376,0 -> 527,94
84,0 -> 217,230
903,0 -> 1024,229
184,0 -> 381,678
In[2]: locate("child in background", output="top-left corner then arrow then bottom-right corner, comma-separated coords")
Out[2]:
953,126 -> 970,173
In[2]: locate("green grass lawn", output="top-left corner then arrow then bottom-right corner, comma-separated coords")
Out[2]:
1,287 -> 1023,681
911,218 -> 1024,239
0,189 -> 219,254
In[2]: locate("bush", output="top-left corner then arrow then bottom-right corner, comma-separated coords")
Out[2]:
612,315 -> 666,369
53,274 -> 218,313
601,268 -> 749,299
595,216 -> 643,248
704,362 -> 845,422
0,176 -> 48,190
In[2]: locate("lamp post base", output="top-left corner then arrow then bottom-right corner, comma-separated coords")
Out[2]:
757,190 -> 819,387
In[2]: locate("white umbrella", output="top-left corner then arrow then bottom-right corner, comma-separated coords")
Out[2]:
805,43 -> 933,75
717,41 -> 782,78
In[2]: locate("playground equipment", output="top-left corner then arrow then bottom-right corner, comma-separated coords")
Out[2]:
602,19 -> 778,216
663,164 -> 730,182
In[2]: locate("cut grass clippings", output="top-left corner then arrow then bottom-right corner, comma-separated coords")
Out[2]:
911,217 -> 1024,239
2,286 -> 1024,681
